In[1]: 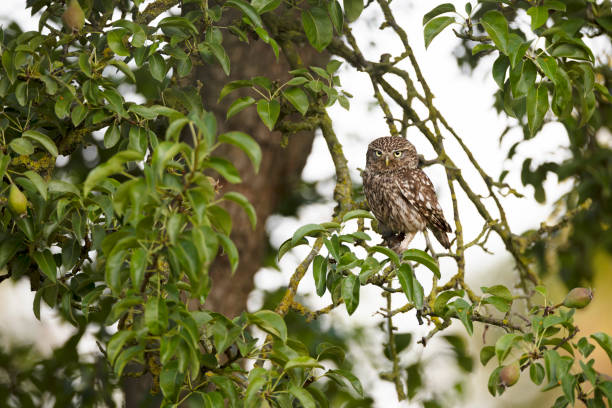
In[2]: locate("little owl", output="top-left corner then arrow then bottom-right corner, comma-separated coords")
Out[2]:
362,136 -> 452,253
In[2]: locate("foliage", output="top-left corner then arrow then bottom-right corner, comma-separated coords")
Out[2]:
0,0 -> 610,407
448,0 -> 612,287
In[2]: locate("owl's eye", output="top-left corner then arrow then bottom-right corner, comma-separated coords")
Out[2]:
394,151 -> 402,157
375,150 -> 382,157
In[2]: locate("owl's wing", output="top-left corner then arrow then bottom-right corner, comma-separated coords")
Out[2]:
395,168 -> 451,233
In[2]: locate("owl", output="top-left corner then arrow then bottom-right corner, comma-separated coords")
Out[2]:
362,136 -> 452,253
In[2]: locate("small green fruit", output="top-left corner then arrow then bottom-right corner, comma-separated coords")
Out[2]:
499,362 -> 520,387
8,184 -> 27,215
62,0 -> 85,32
563,287 -> 593,309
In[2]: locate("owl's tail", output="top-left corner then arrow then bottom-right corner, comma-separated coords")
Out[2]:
432,229 -> 451,249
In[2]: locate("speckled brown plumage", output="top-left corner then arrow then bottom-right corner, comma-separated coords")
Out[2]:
362,136 -> 452,251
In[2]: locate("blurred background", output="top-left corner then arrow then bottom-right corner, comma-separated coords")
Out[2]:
0,1 -> 611,407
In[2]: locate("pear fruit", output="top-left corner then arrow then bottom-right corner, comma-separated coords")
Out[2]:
8,184 -> 27,215
499,362 -> 520,387
563,287 -> 593,309
62,0 -> 85,32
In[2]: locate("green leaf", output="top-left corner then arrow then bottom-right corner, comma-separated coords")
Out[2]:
480,346 -> 495,366
78,53 -> 92,77
576,337 -> 595,358
483,296 -> 511,313
32,249 -> 57,282
145,297 -> 169,335
481,10 -> 509,55
508,36 -> 532,68
341,274 -> 360,315
226,96 -> 255,119
102,88 -> 126,117
109,59 -> 136,82
130,248 -> 147,289
285,356 -> 324,370
104,124 -> 121,149
2,50 -> 16,83
527,6 -> 548,30
368,245 -> 400,266
199,41 -> 230,76
292,223 -> 327,246
248,310 -> 287,342
328,0 -> 344,33
495,333 -> 522,364
223,191 -> 256,230
591,333 -> 612,363
226,0 -> 263,28
423,3 -> 456,25
245,367 -> 267,407
449,298 -> 473,336
105,249 -> 126,295
317,342 -> 346,363
106,295 -> 142,324
114,345 -> 144,378
205,157 -> 241,183
83,150 -> 143,196
286,77 -> 309,86
424,16 -> 455,49
561,374 -> 576,404
302,7 -> 333,52
342,209 -> 375,222
397,264 -> 424,309
488,366 -> 503,396
207,205 -> 232,235
481,285 -> 513,302
217,232 -> 239,274
433,289 -> 463,315
24,170 -> 47,201
71,104 -> 88,127
252,0 -> 280,14
326,369 -> 364,396
324,235 -> 341,261
210,321 -> 232,354
9,138 -> 34,155
277,237 -> 308,261
527,82 -> 549,136
15,82 -> 26,106
313,255 -> 327,296
256,99 -> 280,131
164,117 -> 189,141
550,41 -> 592,61
283,87 -> 309,116
158,16 -> 198,34
22,130 -> 58,157
472,43 -> 495,55
107,330 -> 136,365
159,360 -> 182,400
218,79 -> 253,101
510,59 -> 537,98
289,385 -> 316,408
107,29 -> 130,57
343,0 -> 364,23
402,248 -> 440,279
218,131 -> 262,173
544,0 -> 565,11
530,362 -> 545,385
148,54 -> 167,82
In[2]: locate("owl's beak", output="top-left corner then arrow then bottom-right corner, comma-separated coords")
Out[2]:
385,156 -> 389,167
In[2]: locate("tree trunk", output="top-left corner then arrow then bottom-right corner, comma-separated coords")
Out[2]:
124,10 -> 325,407
194,20 -> 326,317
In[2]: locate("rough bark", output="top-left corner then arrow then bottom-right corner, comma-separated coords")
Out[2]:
124,9 -> 326,407
197,31 -> 325,317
